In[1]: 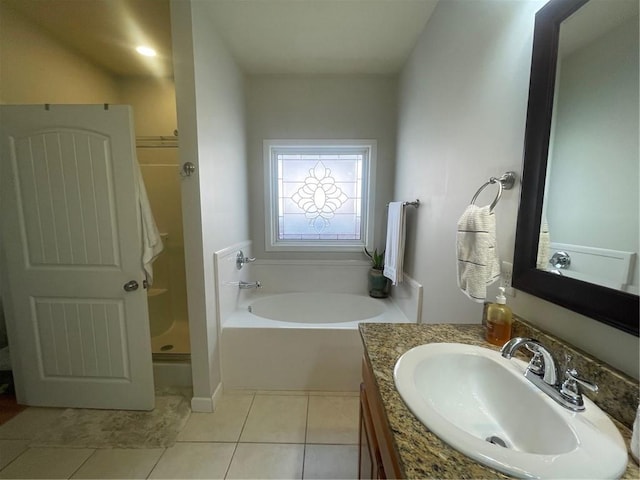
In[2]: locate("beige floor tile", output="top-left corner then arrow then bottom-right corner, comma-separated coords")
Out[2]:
255,390 -> 309,396
303,444 -> 359,479
308,391 -> 359,397
0,408 -> 63,440
306,396 -> 359,444
70,448 -> 165,479
240,395 -> 308,443
0,447 -> 94,479
178,393 -> 254,442
223,389 -> 257,396
226,443 -> 304,479
148,442 -> 235,479
0,440 -> 28,470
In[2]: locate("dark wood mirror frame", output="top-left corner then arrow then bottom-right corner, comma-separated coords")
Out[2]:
513,0 -> 639,336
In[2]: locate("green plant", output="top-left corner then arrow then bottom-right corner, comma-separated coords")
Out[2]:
364,248 -> 385,270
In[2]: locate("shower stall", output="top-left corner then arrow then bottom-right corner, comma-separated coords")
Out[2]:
136,135 -> 190,362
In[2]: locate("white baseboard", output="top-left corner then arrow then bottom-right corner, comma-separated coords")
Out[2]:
190,382 -> 223,412
190,396 -> 213,412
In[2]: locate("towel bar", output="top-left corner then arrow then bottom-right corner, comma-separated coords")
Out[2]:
470,172 -> 516,211
386,199 -> 420,208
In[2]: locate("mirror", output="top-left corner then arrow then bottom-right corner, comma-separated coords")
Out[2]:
513,0 -> 639,336
541,0 -> 639,293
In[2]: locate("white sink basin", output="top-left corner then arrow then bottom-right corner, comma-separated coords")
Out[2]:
394,343 -> 628,478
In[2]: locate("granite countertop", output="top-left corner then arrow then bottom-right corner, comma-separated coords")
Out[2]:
359,322 -> 640,479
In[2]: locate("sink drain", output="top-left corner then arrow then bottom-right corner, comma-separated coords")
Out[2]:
160,344 -> 174,352
486,435 -> 508,448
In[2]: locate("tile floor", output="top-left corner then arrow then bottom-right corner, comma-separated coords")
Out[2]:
0,391 -> 361,479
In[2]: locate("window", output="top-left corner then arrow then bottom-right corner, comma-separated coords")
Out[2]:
264,140 -> 376,252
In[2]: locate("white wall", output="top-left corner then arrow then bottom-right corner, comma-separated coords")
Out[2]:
396,0 -> 534,323
245,75 -> 397,260
118,77 -> 178,137
171,0 -> 249,411
395,0 -> 638,378
0,2 -> 120,104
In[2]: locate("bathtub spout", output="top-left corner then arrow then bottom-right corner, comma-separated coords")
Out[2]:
239,280 -> 261,289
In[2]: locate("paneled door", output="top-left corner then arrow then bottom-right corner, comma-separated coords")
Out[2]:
0,105 -> 154,410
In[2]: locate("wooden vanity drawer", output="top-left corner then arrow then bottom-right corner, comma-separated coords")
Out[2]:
359,357 -> 403,479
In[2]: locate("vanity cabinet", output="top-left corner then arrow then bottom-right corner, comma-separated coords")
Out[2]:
359,384 -> 382,479
359,357 -> 403,479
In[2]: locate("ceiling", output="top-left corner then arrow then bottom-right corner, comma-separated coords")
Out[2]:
201,0 -> 438,74
4,0 -> 174,77
5,0 -> 438,77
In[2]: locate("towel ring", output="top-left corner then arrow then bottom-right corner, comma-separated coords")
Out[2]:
470,171 -> 516,211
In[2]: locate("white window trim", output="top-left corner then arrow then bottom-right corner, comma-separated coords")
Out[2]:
263,139 -> 377,252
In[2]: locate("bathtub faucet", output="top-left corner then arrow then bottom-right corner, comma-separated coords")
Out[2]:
239,280 -> 261,289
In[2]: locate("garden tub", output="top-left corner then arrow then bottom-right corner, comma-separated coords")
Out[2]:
221,292 -> 410,391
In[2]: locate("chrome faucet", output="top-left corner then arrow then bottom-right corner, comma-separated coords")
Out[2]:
500,337 -> 598,412
501,337 -> 558,384
238,280 -> 261,290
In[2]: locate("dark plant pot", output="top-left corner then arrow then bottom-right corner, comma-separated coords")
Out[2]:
368,268 -> 391,298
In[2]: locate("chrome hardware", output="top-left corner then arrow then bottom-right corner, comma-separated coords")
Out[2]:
501,337 -> 597,412
470,171 -> 517,212
236,250 -> 256,270
550,251 -> 571,269
180,162 -> 196,177
123,280 -> 139,292
499,171 -> 517,190
386,199 -> 420,208
501,338 -> 557,384
525,349 -> 546,377
560,369 -> 598,407
239,280 -> 261,289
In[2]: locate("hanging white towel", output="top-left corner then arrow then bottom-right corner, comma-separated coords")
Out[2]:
536,216 -> 551,270
136,163 -> 163,286
384,202 -> 406,285
456,204 -> 500,302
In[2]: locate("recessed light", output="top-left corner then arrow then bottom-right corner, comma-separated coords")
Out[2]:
136,46 -> 157,57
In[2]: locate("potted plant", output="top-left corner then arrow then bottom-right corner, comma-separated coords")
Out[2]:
364,248 -> 391,298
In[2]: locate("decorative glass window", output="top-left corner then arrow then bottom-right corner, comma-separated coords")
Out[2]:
264,140 -> 376,252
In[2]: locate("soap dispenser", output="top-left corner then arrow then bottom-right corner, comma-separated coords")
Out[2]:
485,287 -> 512,346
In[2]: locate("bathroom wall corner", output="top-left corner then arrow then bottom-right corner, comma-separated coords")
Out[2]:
391,274 -> 423,323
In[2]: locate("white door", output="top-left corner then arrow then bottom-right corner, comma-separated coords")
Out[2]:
0,105 -> 154,410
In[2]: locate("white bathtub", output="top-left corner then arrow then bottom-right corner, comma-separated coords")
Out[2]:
221,292 -> 411,391
230,292 -> 399,328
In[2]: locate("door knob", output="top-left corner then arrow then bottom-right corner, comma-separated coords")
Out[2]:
123,280 -> 139,292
